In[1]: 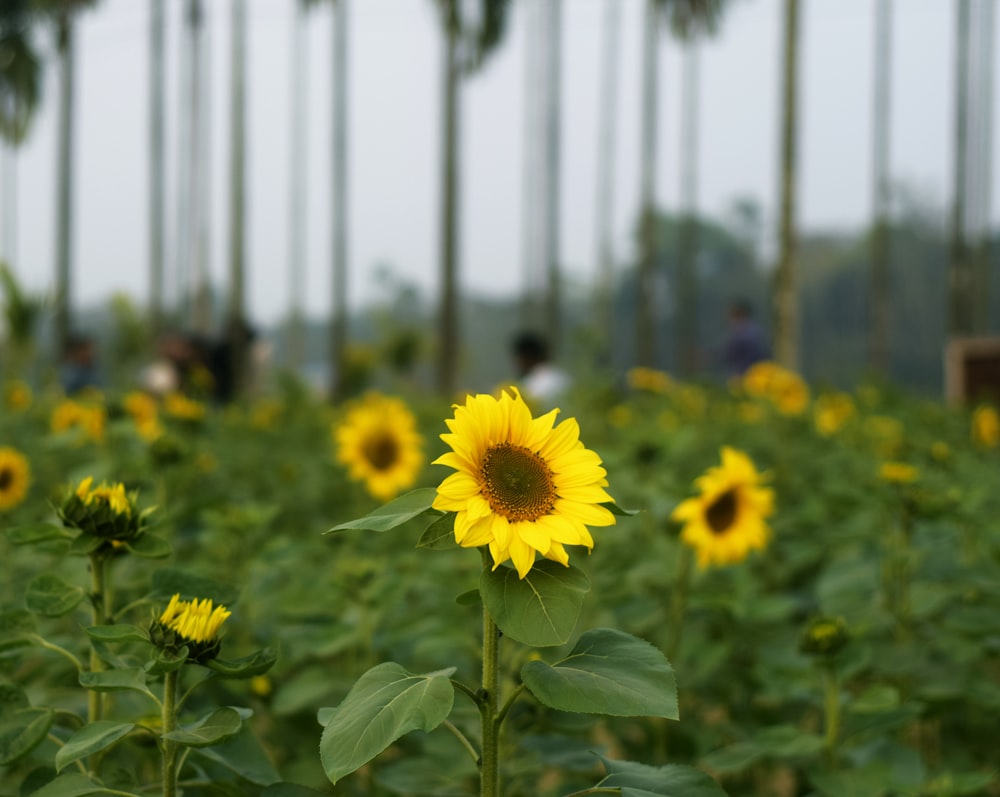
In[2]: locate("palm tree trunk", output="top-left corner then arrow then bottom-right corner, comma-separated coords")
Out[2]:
54,9 -> 76,360
773,0 -> 800,370
949,0 -> 973,337
594,0 -> 621,362
330,0 -> 349,398
636,0 -> 660,368
149,0 -> 166,334
677,39 -> 699,376
227,0 -> 248,393
436,0 -> 460,395
543,0 -> 562,356
288,0 -> 308,370
869,0 -> 892,371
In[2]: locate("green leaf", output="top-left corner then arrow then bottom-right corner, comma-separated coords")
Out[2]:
144,646 -> 189,675
0,683 -> 29,713
0,609 -> 36,650
700,741 -> 762,775
165,707 -> 244,748
261,785 -> 331,797
68,534 -> 103,555
479,560 -> 590,647
326,488 -> 439,533
192,727 -> 280,785
205,647 -> 278,679
55,721 -> 135,773
0,707 -> 53,765
23,772 -> 142,797
124,533 -> 171,559
319,662 -> 456,785
25,574 -> 86,617
521,628 -> 678,718
597,756 -> 728,797
455,588 -> 481,606
78,668 -> 150,695
753,725 -> 824,757
416,512 -> 457,549
150,567 -> 241,606
85,625 -> 150,644
602,501 -> 640,517
6,523 -> 70,545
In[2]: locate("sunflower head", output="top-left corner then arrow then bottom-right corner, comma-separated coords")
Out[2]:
814,392 -> 855,437
335,393 -> 424,500
163,392 -> 207,423
59,476 -> 144,543
0,447 -> 31,512
671,447 -> 774,569
432,387 -> 615,579
151,593 -> 231,663
51,399 -> 106,443
879,461 -> 918,484
972,405 -> 1000,449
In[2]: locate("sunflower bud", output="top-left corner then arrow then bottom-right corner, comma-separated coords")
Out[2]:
59,477 -> 143,543
151,593 -> 231,664
799,616 -> 849,658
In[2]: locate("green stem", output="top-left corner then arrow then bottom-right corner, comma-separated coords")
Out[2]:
88,552 -> 108,726
481,601 -> 500,797
442,719 -> 480,764
162,669 -> 179,797
823,666 -> 840,767
495,683 -> 525,727
29,635 -> 84,671
452,678 -> 485,706
666,544 -> 693,661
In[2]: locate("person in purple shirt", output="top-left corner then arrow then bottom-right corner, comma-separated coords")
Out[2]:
724,300 -> 770,378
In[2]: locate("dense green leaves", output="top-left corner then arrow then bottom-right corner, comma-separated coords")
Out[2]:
0,707 -> 53,765
54,721 -> 136,772
319,662 -> 456,784
480,560 -> 590,647
521,628 -> 678,718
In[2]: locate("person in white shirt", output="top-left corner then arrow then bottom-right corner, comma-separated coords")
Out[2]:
511,331 -> 569,404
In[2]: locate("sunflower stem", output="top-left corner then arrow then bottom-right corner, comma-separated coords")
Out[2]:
87,550 -> 109,765
479,550 -> 501,797
666,544 -> 692,661
822,665 -> 841,768
162,669 -> 179,797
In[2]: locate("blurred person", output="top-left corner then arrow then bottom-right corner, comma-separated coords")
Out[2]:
141,330 -> 201,396
59,333 -> 102,395
723,300 -> 770,378
512,331 -> 569,404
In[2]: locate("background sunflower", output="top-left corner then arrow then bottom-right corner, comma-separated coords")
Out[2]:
0,446 -> 31,511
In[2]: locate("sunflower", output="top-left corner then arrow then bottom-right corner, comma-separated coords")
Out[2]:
971,405 -> 999,448
879,461 -> 918,484
335,393 -> 424,500
813,392 -> 855,437
432,387 -> 616,579
671,447 -> 774,569
159,593 -> 231,645
0,447 -> 31,511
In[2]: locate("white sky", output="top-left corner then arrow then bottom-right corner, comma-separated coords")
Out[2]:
1,0 -> 994,327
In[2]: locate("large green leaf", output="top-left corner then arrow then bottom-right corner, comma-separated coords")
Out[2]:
85,625 -> 150,645
597,756 -> 728,797
205,647 -> 278,679
192,727 -> 280,785
164,707 -> 245,748
54,721 -> 135,772
521,628 -> 678,718
25,772 -> 142,797
326,488 -> 439,533
78,668 -> 152,697
0,707 -> 53,765
479,561 -> 590,647
6,523 -> 71,545
123,533 -> 171,559
25,574 -> 86,617
319,662 -> 456,785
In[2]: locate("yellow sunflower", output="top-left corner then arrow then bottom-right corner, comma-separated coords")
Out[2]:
971,405 -> 999,449
335,393 -> 424,500
159,593 -> 231,645
432,387 -> 616,579
671,447 -> 774,569
814,392 -> 855,437
0,447 -> 31,511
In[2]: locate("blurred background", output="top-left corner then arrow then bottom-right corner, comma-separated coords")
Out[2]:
0,0 -> 997,397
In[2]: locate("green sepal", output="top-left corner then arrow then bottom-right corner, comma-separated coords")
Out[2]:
325,488 -> 440,533
480,560 -> 590,647
164,706 -> 247,748
319,662 -> 456,785
25,573 -> 86,617
54,721 -> 136,773
205,647 -> 278,679
521,628 -> 678,718
144,646 -> 190,675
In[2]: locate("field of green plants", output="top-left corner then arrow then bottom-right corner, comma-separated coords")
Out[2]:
1,367 -> 999,797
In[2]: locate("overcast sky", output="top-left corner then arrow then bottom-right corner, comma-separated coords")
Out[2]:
1,0 -> 994,327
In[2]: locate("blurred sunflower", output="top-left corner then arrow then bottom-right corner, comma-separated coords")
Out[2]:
879,461 -> 918,484
51,398 -> 105,442
0,447 -> 31,511
672,447 -> 774,569
3,380 -> 32,411
432,387 -> 615,579
741,361 -> 809,416
814,392 -> 855,437
971,405 -> 999,448
335,393 -> 424,500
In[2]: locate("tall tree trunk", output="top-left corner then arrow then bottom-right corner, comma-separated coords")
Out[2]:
227,0 -> 249,394
677,39 -> 699,376
288,0 -> 308,370
972,0 -> 994,333
330,0 -> 349,398
869,0 -> 892,372
543,0 -> 562,355
520,0 -> 542,328
636,0 -> 660,368
948,0 -> 973,337
54,9 -> 75,359
435,0 -> 460,395
773,0 -> 800,370
149,0 -> 166,334
594,0 -> 621,360
1,141 -> 16,268
187,0 -> 211,334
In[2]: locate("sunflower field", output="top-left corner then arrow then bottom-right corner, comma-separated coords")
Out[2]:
1,367 -> 999,797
